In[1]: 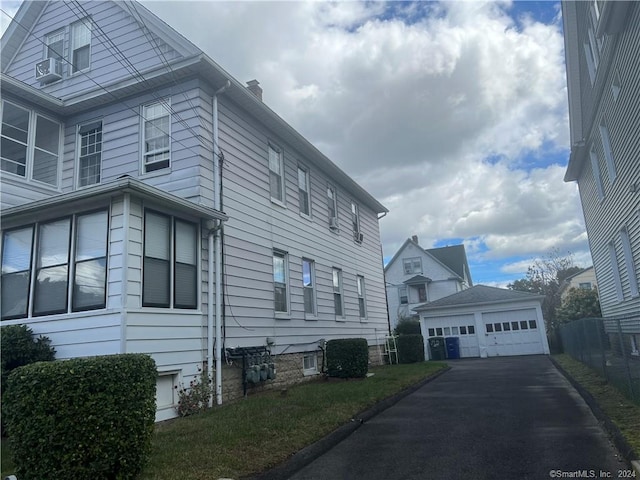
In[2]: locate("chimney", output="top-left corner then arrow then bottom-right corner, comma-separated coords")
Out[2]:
411,235 -> 418,244
246,79 -> 262,101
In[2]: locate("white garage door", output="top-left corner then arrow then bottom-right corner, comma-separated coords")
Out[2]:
482,309 -> 544,356
423,314 -> 479,358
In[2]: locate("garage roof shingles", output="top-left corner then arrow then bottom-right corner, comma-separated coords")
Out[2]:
414,285 -> 544,311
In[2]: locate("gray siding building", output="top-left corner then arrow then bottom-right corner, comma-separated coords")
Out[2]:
1,0 -> 388,420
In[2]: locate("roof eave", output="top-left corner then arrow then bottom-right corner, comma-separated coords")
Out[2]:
1,178 -> 228,225
414,295 -> 545,313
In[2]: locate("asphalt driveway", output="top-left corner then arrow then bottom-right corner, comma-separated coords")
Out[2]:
288,356 -> 627,480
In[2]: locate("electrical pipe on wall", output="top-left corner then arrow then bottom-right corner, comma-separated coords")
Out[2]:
209,80 -> 231,407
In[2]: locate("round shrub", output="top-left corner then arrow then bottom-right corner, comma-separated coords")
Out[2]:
326,338 -> 369,378
397,334 -> 425,364
4,353 -> 157,480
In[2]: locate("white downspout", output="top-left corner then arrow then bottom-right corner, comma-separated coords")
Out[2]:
210,80 -> 230,406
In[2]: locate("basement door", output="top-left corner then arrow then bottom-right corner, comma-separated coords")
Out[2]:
482,309 -> 544,357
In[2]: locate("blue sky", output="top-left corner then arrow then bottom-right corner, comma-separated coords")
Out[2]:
1,1 -> 589,287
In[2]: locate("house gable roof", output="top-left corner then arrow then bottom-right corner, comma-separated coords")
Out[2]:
1,0 -> 387,215
426,244 -> 473,286
384,238 -> 472,285
404,275 -> 432,285
414,285 -> 543,311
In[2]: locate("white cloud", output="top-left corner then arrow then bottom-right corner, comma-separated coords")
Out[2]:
141,0 -> 586,282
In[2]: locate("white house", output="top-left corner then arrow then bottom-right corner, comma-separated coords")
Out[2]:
559,266 -> 598,302
0,0 -> 388,421
415,285 -> 550,359
384,235 -> 472,331
562,1 -> 639,354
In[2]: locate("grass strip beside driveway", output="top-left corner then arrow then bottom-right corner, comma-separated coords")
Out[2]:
553,354 -> 640,457
142,362 -> 446,480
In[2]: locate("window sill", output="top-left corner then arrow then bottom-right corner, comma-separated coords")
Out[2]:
304,314 -> 318,321
299,212 -> 312,221
271,198 -> 287,209
303,369 -> 319,377
335,317 -> 346,322
275,313 -> 291,320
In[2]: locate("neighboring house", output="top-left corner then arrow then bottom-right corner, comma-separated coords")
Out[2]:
562,1 -> 639,355
415,285 -> 550,359
0,0 -> 388,421
560,266 -> 598,301
384,235 -> 472,331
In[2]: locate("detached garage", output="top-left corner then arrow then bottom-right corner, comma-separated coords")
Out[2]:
415,285 -> 550,359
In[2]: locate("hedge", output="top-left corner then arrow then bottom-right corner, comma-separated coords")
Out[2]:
326,338 -> 369,378
1,324 -> 55,396
4,353 -> 157,480
393,318 -> 421,336
397,334 -> 425,364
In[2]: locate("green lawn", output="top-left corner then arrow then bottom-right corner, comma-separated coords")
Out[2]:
553,354 -> 640,456
1,362 -> 446,480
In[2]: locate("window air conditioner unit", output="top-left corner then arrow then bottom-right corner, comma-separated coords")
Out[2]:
35,58 -> 62,83
355,231 -> 364,243
329,217 -> 339,230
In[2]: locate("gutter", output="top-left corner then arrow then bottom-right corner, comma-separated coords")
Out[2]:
209,80 -> 231,407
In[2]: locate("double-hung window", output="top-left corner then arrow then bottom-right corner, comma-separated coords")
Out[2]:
1,210 -> 108,320
332,268 -> 344,318
589,146 -> 605,201
78,121 -> 102,187
1,101 -> 61,187
143,211 -> 198,309
71,18 -> 91,73
620,227 -> 639,298
273,251 -> 288,313
298,166 -> 310,216
351,202 -> 361,241
357,275 -> 366,319
269,145 -> 284,203
608,241 -> 624,302
143,101 -> 171,173
327,184 -> 338,229
302,258 -> 315,315
599,120 -> 616,183
399,286 -> 408,305
45,30 -> 64,62
403,257 -> 422,274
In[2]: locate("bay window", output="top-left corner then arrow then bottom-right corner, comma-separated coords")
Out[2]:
1,210 -> 108,320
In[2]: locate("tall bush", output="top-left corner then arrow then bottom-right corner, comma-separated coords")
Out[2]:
397,334 -> 425,364
326,338 -> 369,378
394,318 -> 421,336
4,353 -> 157,480
1,324 -> 56,395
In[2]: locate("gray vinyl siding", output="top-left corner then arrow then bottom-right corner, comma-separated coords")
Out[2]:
4,1 -> 185,98
573,2 -> 640,317
217,96 -> 387,352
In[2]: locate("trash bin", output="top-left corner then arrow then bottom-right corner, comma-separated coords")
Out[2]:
428,337 -> 446,361
445,337 -> 460,359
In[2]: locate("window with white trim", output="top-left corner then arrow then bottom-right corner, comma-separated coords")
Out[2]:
1,100 -> 61,187
357,275 -> 366,319
589,145 -> 605,201
45,30 -> 64,62
273,250 -> 288,313
302,258 -> 315,315
403,257 -> 422,274
71,18 -> 91,73
608,241 -> 624,302
1,210 -> 108,320
78,121 -> 102,187
143,101 -> 171,173
269,145 -> 284,203
298,166 -> 310,216
332,267 -> 344,318
327,184 -> 338,228
399,286 -> 408,305
620,227 -> 639,297
143,211 -> 198,309
599,120 -> 616,183
303,353 -> 318,375
351,201 -> 361,241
